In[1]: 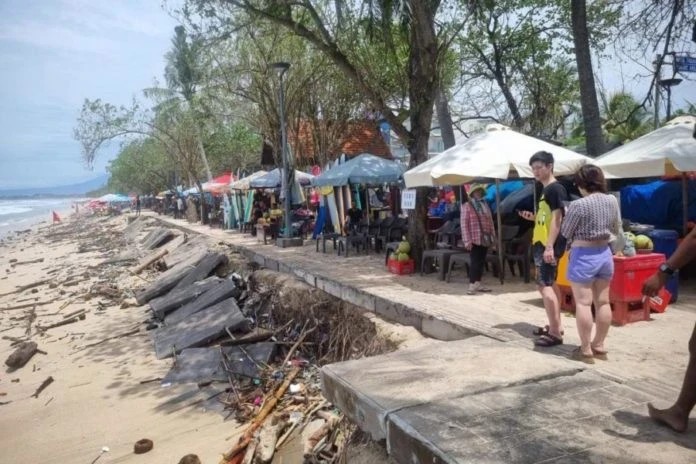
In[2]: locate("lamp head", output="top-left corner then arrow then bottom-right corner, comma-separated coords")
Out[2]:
270,62 -> 291,76
659,77 -> 683,88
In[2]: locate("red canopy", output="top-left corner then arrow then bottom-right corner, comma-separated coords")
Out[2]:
210,172 -> 233,184
202,172 -> 234,194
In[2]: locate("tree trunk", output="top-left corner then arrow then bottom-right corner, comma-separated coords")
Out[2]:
491,58 -> 524,130
406,1 -> 440,268
436,88 -> 456,149
195,180 -> 208,224
571,0 -> 605,157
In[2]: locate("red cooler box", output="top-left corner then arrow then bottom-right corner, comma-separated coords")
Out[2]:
610,253 -> 665,302
610,253 -> 665,325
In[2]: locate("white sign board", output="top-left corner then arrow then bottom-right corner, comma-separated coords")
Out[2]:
401,189 -> 416,210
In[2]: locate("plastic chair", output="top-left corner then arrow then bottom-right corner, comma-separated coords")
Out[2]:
502,227 -> 532,282
370,216 -> 395,252
375,217 -> 408,252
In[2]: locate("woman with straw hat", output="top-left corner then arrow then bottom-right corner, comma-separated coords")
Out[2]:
461,183 -> 496,295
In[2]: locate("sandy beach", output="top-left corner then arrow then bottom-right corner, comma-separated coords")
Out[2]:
0,213 -> 242,463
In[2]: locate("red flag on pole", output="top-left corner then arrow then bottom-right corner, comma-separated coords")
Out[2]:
52,211 -> 61,223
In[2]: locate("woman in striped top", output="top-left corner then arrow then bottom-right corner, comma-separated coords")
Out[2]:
560,164 -> 622,364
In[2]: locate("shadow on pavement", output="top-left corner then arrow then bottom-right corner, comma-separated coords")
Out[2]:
493,321 -> 539,341
605,409 -> 696,451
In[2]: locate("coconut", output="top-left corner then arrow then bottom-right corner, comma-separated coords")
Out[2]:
397,241 -> 411,254
634,234 -> 653,250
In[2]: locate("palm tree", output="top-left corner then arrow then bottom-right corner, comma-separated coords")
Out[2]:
166,26 -> 212,181
602,92 -> 651,145
147,26 -> 213,182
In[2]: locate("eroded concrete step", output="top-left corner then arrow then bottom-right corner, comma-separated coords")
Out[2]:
321,336 -> 582,441
322,337 -> 696,463
386,370 -> 660,463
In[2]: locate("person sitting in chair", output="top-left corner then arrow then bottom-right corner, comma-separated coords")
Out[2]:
344,206 -> 363,234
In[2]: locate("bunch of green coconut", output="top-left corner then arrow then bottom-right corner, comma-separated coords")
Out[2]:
389,240 -> 412,262
623,232 -> 653,256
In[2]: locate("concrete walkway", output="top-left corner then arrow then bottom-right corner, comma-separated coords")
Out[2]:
152,215 -> 696,463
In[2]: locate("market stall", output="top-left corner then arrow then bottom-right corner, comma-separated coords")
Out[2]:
229,170 -> 268,230
403,123 -> 592,282
311,153 -> 405,234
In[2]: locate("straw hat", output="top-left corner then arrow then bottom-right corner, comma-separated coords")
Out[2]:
469,183 -> 487,196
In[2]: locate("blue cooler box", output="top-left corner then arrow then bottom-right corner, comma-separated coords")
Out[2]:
648,229 -> 679,302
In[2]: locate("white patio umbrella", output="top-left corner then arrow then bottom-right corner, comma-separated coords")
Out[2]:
596,116 -> 696,178
596,115 -> 696,234
403,124 -> 591,283
403,124 -> 591,188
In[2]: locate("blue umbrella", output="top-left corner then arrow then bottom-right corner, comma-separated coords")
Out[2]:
312,153 -> 405,187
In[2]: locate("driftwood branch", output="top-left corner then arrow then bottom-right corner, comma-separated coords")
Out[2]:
130,248 -> 168,274
5,341 -> 38,369
36,314 -> 86,331
11,257 -> 45,267
0,299 -> 57,311
0,278 -> 52,298
72,327 -> 140,353
61,308 -> 87,319
220,367 -> 301,463
282,323 -> 317,367
32,376 -> 54,398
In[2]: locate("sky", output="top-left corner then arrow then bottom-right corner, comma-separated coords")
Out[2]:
0,0 -> 178,189
0,2 -> 693,190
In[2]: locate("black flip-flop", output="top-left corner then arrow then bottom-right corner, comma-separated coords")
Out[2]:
534,333 -> 563,347
533,325 -> 565,337
532,325 -> 550,336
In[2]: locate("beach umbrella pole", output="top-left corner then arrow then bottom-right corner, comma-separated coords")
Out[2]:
495,179 -> 504,284
683,173 -> 689,236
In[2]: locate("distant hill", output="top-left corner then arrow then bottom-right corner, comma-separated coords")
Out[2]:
0,174 -> 109,198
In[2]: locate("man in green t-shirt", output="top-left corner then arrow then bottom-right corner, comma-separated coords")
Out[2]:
518,151 -> 568,347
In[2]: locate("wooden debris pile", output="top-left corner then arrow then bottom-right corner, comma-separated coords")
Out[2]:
2,214 -> 396,460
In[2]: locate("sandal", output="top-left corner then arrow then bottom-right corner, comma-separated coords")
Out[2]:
532,325 -> 565,337
534,333 -> 563,347
591,347 -> 608,361
571,347 -> 595,364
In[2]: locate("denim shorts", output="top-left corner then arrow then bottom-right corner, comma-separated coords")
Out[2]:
533,243 -> 563,287
567,246 -> 614,284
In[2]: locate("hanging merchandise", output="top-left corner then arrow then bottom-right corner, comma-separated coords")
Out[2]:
336,186 -> 345,232
310,188 -> 320,206
353,185 -> 362,210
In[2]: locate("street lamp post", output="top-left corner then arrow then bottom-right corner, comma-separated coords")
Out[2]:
270,61 -> 302,247
659,77 -> 683,121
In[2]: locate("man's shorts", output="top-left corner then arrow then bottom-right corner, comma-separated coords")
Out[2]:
533,243 -> 563,287
567,246 -> 614,284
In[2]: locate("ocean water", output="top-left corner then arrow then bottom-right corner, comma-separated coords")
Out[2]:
0,198 -> 81,240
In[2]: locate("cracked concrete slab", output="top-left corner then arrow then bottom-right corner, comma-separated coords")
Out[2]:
386,372 -> 696,464
321,336 -> 583,440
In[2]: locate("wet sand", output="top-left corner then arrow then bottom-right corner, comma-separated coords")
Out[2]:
0,213 -> 240,463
